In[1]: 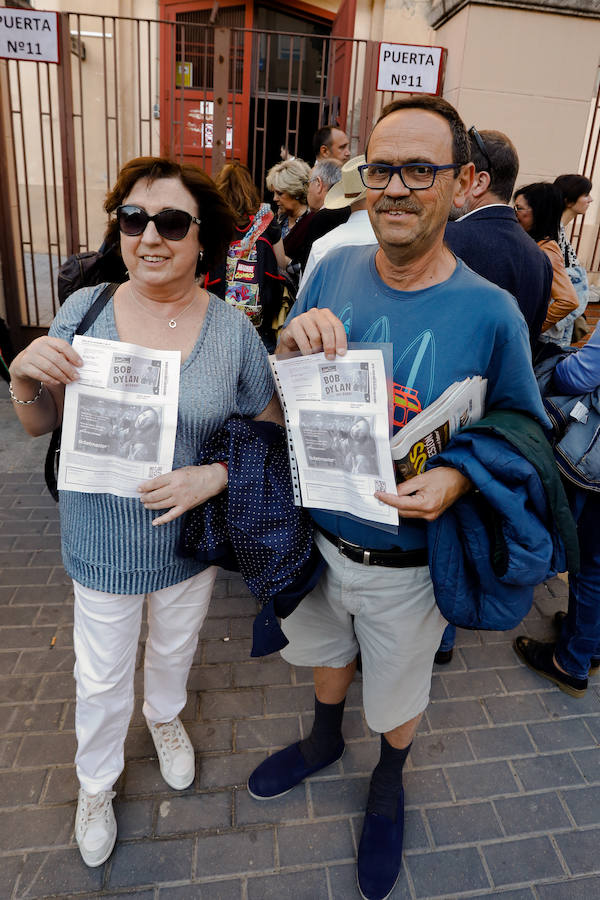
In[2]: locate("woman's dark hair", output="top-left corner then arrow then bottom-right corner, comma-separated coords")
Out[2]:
214,162 -> 261,227
104,156 -> 235,275
553,173 -> 593,207
513,182 -> 563,243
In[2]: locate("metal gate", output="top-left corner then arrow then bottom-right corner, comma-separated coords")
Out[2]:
0,11 -> 390,347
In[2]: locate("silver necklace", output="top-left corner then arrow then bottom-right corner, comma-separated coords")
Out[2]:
167,298 -> 195,328
129,288 -> 197,328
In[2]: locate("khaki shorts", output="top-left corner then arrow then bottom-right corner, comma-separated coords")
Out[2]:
281,531 -> 447,733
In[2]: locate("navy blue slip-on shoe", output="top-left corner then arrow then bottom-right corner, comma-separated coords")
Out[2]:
357,790 -> 404,900
514,636 -> 587,698
247,739 -> 345,800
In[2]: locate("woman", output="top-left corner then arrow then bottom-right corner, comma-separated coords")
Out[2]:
514,182 -> 579,339
266,157 -> 312,240
266,157 -> 314,288
552,173 -> 593,346
9,157 -> 280,868
210,162 -> 285,350
555,173 -> 593,254
515,322 -> 600,697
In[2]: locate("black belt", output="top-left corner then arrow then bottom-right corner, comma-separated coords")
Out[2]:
316,526 -> 428,568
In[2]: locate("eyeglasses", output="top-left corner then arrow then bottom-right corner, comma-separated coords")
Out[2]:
468,126 -> 492,173
357,163 -> 462,191
116,205 -> 201,241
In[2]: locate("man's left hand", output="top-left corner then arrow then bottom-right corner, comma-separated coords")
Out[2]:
375,466 -> 472,522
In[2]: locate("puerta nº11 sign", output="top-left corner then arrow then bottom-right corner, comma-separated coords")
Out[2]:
377,42 -> 445,95
0,8 -> 60,64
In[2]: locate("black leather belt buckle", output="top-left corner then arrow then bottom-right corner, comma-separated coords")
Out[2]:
337,539 -> 371,565
316,526 -> 428,569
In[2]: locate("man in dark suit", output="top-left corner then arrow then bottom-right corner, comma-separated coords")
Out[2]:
445,127 -> 552,345
294,160 -> 350,272
438,128 -> 554,666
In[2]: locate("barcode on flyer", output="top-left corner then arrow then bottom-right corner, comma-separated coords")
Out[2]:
148,466 -> 163,478
375,479 -> 386,493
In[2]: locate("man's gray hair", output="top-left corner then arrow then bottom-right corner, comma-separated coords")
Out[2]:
312,160 -> 343,189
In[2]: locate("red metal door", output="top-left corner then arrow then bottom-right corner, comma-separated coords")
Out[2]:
329,0 -> 356,130
160,0 -> 253,168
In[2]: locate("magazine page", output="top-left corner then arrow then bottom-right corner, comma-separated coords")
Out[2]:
270,349 -> 398,527
391,376 -> 487,481
58,335 -> 181,498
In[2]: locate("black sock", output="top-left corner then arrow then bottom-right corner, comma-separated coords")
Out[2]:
298,696 -> 345,765
366,734 -> 411,820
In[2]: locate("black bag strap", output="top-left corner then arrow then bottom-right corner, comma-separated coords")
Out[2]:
44,429 -> 62,502
45,283 -> 120,501
75,282 -> 119,335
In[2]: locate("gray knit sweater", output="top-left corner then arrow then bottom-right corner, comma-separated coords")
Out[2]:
49,285 -> 274,594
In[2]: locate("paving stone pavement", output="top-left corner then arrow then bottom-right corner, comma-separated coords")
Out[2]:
2,386 -> 600,899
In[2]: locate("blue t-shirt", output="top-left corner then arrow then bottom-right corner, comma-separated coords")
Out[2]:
288,245 -> 549,550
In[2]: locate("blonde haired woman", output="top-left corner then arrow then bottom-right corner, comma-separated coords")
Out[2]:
266,158 -> 311,236
266,157 -> 314,288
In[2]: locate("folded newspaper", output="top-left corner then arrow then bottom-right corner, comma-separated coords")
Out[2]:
269,349 -> 399,527
391,376 -> 487,481
58,335 -> 181,498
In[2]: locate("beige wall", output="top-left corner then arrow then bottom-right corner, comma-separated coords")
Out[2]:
355,0 -> 433,42
376,0 -> 434,44
39,0 -> 157,16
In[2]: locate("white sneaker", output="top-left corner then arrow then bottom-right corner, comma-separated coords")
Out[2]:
75,789 -> 117,867
148,716 -> 195,790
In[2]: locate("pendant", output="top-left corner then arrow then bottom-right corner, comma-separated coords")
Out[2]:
168,319 -> 177,328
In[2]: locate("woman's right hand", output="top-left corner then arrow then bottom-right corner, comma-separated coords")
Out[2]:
9,337 -> 83,436
9,336 -> 83,390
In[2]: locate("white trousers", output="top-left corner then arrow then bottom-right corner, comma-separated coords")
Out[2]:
72,568 -> 217,793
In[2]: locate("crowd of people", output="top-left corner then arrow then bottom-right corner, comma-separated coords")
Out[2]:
7,99 -> 599,900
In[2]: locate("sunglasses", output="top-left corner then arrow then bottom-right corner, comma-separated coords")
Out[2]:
468,126 -> 492,173
116,205 -> 201,241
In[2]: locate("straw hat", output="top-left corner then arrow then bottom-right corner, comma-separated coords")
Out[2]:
323,154 -> 368,209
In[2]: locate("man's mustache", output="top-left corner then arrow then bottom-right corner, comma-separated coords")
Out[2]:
373,198 -> 421,214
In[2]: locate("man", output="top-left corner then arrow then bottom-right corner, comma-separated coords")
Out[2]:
299,154 -> 378,295
437,127 -> 554,665
292,160 -> 349,273
247,97 -> 547,900
307,159 -> 343,212
313,124 -> 351,164
445,127 -> 552,344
